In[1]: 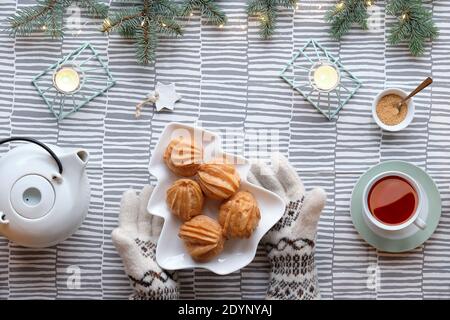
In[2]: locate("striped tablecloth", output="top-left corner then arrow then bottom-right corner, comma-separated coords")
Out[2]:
0,0 -> 449,299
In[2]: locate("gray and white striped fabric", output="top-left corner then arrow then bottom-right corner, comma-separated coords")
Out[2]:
0,0 -> 449,299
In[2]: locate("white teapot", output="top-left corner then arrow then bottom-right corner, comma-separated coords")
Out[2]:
0,138 -> 90,247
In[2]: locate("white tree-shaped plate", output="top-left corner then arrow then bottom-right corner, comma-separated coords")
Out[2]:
147,123 -> 285,275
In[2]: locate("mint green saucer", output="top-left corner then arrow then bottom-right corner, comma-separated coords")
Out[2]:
351,161 -> 441,252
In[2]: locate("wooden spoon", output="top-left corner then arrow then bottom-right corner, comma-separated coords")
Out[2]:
393,77 -> 433,114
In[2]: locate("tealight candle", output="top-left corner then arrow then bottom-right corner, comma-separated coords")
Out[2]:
312,63 -> 340,92
53,66 -> 80,94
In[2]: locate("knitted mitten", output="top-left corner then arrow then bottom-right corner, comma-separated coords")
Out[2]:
112,185 -> 179,300
248,154 -> 326,300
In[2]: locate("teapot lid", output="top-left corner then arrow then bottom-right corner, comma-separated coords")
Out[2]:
10,174 -> 55,219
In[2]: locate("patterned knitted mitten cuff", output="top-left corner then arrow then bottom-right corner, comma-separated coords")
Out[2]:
265,201 -> 320,300
247,154 -> 326,300
112,186 -> 179,300
125,238 -> 179,300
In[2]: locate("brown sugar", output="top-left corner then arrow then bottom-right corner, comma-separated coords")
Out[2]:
376,94 -> 408,126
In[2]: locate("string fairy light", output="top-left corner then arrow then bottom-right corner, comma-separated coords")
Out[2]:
238,17 -> 247,30
336,1 -> 345,10
102,18 -> 111,32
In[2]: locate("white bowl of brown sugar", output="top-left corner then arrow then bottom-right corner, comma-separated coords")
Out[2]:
372,88 -> 415,132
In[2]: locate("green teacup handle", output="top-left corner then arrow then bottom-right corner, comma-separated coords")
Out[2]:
414,216 -> 427,230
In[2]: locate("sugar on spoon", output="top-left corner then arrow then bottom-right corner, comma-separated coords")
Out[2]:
393,77 -> 433,115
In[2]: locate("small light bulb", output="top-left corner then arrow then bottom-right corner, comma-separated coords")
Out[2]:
189,13 -> 194,16
162,23 -> 167,27
219,24 -> 224,28
141,20 -> 145,26
366,0 -> 373,6
41,25 -> 47,31
336,2 -> 345,10
401,13 -> 408,20
103,18 -> 111,31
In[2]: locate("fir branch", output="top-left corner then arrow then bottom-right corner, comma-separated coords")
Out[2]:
180,0 -> 227,26
325,0 -> 371,40
77,0 -> 109,18
247,0 -> 298,39
45,4 -> 65,38
153,0 -> 181,19
7,0 -> 108,38
101,7 -> 142,33
104,0 -> 183,65
157,18 -> 183,36
386,0 -> 438,56
118,24 -> 137,38
8,0 -> 61,37
136,22 -> 157,65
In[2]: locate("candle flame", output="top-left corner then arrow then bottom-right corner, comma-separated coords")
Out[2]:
313,64 -> 340,92
54,67 -> 81,94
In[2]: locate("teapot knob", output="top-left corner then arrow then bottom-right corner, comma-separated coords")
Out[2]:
0,212 -> 9,225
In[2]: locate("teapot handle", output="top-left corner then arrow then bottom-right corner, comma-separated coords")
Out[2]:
0,137 -> 63,174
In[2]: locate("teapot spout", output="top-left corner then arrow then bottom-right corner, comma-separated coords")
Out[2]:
75,149 -> 89,166
59,148 -> 89,175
